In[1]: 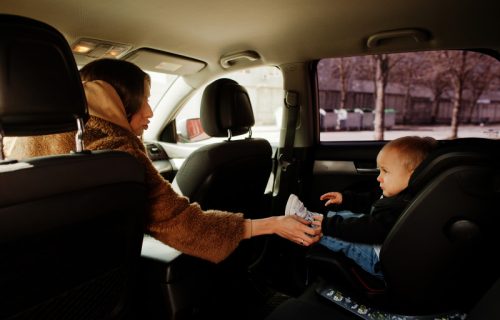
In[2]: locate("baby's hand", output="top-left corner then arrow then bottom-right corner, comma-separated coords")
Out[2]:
320,192 -> 343,206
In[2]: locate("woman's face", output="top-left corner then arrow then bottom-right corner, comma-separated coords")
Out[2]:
129,80 -> 153,136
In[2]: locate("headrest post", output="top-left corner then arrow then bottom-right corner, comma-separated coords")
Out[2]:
248,128 -> 253,139
75,118 -> 85,153
0,133 -> 4,160
227,129 -> 232,141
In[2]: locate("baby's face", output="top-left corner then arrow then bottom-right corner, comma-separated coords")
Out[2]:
376,148 -> 413,197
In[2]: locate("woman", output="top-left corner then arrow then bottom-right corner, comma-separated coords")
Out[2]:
6,59 -> 322,263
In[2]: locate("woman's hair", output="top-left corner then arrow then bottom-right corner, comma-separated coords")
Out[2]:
79,59 -> 150,120
383,136 -> 438,172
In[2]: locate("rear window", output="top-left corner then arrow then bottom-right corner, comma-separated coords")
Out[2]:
317,50 -> 500,141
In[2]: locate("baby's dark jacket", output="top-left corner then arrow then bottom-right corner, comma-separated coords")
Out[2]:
321,189 -> 412,244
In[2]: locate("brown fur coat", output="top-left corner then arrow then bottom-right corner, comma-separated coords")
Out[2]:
6,81 -> 245,263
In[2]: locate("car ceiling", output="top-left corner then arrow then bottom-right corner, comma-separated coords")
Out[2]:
1,0 -> 499,70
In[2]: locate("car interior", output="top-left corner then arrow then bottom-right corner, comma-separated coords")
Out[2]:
1,1 -> 500,319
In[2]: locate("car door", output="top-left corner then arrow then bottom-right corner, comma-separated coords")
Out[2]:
260,49 -> 500,297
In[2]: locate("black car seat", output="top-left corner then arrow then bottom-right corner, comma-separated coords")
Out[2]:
0,14 -> 147,319
172,78 -> 272,217
265,275 -> 500,320
156,78 -> 273,319
305,138 -> 500,316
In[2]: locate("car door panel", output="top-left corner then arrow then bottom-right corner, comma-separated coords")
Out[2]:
144,142 -> 184,182
305,143 -> 384,214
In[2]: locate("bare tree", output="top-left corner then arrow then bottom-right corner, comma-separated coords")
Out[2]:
414,51 -> 451,125
338,58 -> 348,109
435,51 -> 469,139
372,54 -> 402,140
429,71 -> 450,124
389,53 -> 429,124
373,55 -> 389,140
464,53 -> 495,124
326,57 -> 360,110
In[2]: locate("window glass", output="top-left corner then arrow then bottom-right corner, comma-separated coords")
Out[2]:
145,70 -> 179,109
317,51 -> 500,141
176,66 -> 283,146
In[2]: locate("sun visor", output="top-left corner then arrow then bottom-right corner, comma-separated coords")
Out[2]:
123,48 -> 206,75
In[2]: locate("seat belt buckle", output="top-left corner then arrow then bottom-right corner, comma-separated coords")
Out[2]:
285,91 -> 299,108
278,153 -> 294,172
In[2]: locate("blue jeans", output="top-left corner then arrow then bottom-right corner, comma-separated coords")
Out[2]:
319,210 -> 384,279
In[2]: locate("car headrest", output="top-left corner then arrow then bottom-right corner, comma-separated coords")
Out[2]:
200,78 -> 255,138
408,138 -> 500,193
0,14 -> 87,137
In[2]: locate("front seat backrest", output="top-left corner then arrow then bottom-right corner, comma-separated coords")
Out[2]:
173,78 -> 272,216
0,14 -> 147,319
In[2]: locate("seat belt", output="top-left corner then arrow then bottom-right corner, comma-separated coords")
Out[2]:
281,91 -> 300,173
273,91 -> 300,212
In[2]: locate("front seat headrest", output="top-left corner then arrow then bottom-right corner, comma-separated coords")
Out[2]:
200,78 -> 255,138
0,14 -> 87,137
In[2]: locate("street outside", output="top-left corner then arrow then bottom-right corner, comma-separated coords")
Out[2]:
319,124 -> 500,141
250,124 -> 500,145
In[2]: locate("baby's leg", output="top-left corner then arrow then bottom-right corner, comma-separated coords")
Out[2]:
319,236 -> 383,278
326,210 -> 364,219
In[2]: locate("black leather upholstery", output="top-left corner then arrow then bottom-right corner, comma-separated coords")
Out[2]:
0,14 -> 87,136
306,138 -> 500,315
0,15 -> 146,319
174,78 -> 272,215
163,78 -> 272,320
200,78 -> 255,138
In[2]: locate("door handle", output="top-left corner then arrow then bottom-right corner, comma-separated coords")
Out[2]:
356,168 -> 379,174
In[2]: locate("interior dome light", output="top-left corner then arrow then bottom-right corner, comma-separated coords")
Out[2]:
71,38 -> 131,59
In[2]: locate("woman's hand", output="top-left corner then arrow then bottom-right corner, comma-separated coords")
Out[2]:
272,215 -> 323,246
320,191 -> 343,206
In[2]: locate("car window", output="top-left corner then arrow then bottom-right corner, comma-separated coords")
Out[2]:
145,70 -> 179,109
176,66 -> 284,147
317,50 -> 500,142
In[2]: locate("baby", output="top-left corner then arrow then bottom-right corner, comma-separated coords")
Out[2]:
286,136 -> 438,278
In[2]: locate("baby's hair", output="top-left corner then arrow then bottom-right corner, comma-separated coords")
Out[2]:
382,136 -> 438,172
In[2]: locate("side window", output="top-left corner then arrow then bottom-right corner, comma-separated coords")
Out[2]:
317,51 -> 500,141
176,66 -> 284,146
146,71 -> 179,108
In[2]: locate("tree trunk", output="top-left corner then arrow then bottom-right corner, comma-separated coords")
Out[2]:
402,85 -> 412,125
373,54 -> 388,140
467,100 -> 476,124
450,52 -> 467,139
450,87 -> 462,138
339,58 -> 347,109
430,98 -> 440,124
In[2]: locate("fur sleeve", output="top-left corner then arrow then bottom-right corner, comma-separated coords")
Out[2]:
84,122 -> 246,263
130,145 -> 246,263
4,133 -> 75,159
